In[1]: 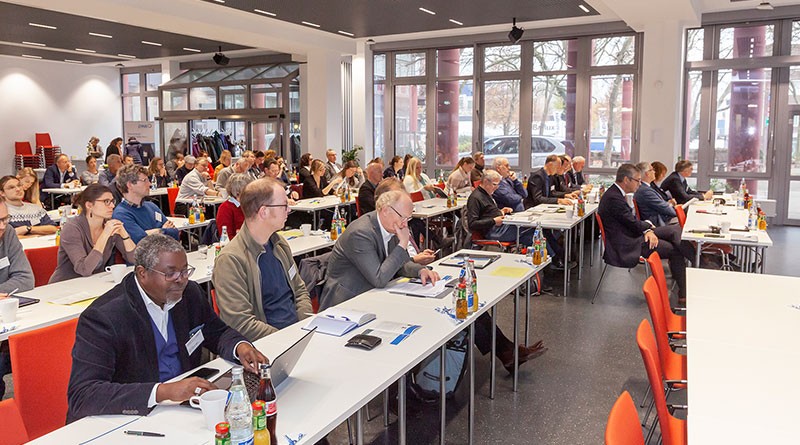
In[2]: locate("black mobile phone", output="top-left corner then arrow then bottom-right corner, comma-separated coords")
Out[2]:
187,367 -> 219,380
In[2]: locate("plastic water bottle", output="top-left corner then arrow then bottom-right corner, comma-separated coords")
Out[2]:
219,226 -> 230,248
226,366 -> 254,445
151,174 -> 157,190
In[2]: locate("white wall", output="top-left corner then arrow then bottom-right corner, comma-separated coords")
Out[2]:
0,56 -> 121,175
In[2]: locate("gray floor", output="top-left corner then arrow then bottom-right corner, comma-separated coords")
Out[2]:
4,226 -> 798,444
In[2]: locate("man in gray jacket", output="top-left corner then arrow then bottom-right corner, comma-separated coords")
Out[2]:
319,189 -> 439,310
0,197 -> 35,397
212,178 -> 312,342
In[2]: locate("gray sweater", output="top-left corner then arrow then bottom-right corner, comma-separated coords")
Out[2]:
0,228 -> 34,294
49,215 -> 135,283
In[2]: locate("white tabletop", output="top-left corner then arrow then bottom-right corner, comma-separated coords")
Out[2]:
167,217 -> 212,230
291,195 -> 355,212
29,250 -> 546,445
412,198 -> 465,218
41,186 -> 85,194
285,233 -> 334,256
503,203 -> 598,230
681,201 -> 772,247
176,196 -> 226,205
687,269 -> 800,443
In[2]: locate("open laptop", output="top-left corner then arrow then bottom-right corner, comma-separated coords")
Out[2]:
213,328 -> 316,395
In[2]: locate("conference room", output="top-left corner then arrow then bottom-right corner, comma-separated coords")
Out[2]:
2,1 -> 799,444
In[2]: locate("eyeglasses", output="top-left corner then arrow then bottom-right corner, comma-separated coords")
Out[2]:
628,176 -> 642,184
389,205 -> 412,222
262,203 -> 291,212
95,199 -> 116,206
133,176 -> 151,184
148,265 -> 195,282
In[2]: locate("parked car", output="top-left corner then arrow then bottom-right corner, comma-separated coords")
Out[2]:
476,135 -> 566,168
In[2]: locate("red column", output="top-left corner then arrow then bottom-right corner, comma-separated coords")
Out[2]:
437,49 -> 460,166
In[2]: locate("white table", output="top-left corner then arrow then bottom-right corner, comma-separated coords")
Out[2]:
41,186 -> 85,209
291,195 -> 356,230
285,233 -> 335,256
29,251 -> 548,445
412,198 -> 466,249
686,269 -> 800,444
176,196 -> 226,218
681,201 -> 772,272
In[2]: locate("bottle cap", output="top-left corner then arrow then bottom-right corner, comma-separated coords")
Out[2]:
215,422 -> 230,435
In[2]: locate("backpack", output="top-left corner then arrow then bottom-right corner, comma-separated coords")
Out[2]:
409,331 -> 469,401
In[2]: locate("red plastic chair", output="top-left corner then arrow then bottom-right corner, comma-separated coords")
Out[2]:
23,245 -> 59,287
14,141 -> 42,171
34,133 -> 59,150
9,318 -> 79,439
675,205 -> 686,228
167,186 -> 180,217
592,213 -> 649,304
633,200 -> 642,220
470,231 -> 514,251
410,191 -> 424,202
605,391 -> 645,445
642,277 -> 686,381
646,252 -> 685,333
355,196 -> 362,217
0,399 -> 29,445
636,319 -> 687,445
211,288 -> 221,315
472,180 -> 481,188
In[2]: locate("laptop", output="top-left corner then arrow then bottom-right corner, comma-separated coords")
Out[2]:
213,328 -> 316,396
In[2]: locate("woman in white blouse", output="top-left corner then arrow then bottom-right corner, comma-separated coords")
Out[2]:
402,157 -> 439,200
447,156 -> 475,194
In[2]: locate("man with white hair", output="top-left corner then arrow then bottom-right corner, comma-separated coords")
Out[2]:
570,155 -> 587,186
467,169 -> 534,246
491,157 -> 527,212
323,149 -> 342,183
215,158 -> 248,194
177,157 -> 220,201
174,155 -> 196,185
357,161 -> 384,215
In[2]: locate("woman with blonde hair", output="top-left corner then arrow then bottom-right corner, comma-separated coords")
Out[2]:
17,167 -> 42,206
448,156 -> 475,193
302,159 -> 343,199
214,150 -> 232,180
402,157 -> 438,199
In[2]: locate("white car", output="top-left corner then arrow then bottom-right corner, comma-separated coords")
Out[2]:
478,135 -> 566,168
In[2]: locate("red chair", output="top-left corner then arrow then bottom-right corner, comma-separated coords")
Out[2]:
0,399 -> 29,445
645,252 -> 685,333
290,184 -> 303,199
355,196 -> 362,217
636,319 -> 687,445
9,318 -> 79,439
23,245 -> 59,287
435,182 -> 446,190
167,186 -> 180,217
605,391 -> 645,445
674,205 -> 686,228
211,288 -> 221,315
410,191 -> 424,202
470,231 -> 514,252
472,180 -> 481,188
633,200 -> 642,220
592,213 -> 649,304
35,133 -> 62,168
14,141 -> 42,171
34,133 -> 59,150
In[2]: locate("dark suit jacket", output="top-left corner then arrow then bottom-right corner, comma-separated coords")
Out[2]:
524,168 -> 559,208
319,211 -> 423,310
634,182 -> 676,227
301,175 -> 331,199
651,181 -> 670,201
597,185 -> 652,268
466,186 -> 502,236
570,170 -> 586,186
67,274 -> 246,423
554,174 -> 579,194
660,171 -> 702,204
357,180 -> 378,215
43,165 -> 78,189
298,166 -> 312,185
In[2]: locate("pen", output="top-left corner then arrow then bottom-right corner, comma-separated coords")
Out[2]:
4,288 -> 19,298
123,430 -> 165,437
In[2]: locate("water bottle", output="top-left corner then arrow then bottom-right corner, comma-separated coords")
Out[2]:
219,226 -> 230,248
151,174 -> 157,190
225,366 -> 254,445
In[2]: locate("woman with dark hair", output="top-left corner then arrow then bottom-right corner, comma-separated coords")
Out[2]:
383,155 -> 405,180
448,156 -> 475,193
81,155 -> 100,185
338,160 -> 364,190
302,159 -> 343,199
147,157 -> 170,188
401,154 -> 414,178
49,184 -> 136,283
650,161 -> 673,203
105,137 -> 123,163
298,153 -> 314,184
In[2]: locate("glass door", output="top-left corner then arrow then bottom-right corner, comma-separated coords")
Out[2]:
251,120 -> 284,156
783,112 -> 800,224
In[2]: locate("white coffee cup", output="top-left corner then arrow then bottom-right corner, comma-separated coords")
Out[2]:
300,224 -> 312,237
720,221 -> 732,234
565,207 -> 574,219
190,389 -> 229,431
105,264 -> 127,284
0,298 -> 20,323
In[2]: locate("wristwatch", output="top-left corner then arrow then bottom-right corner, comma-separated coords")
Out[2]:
25,225 -> 32,235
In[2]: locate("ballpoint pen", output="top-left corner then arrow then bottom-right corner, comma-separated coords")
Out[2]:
123,430 -> 165,437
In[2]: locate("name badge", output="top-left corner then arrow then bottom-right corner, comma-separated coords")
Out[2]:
288,264 -> 297,280
155,212 -> 163,222
0,257 -> 9,270
186,326 -> 204,355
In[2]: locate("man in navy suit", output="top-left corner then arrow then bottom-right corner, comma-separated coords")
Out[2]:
598,164 -> 694,298
67,234 -> 268,422
660,160 -> 713,204
42,154 -> 81,207
634,162 -> 677,227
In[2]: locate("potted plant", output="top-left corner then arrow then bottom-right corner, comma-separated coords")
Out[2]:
342,144 -> 363,165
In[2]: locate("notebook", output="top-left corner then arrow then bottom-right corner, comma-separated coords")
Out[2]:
302,308 -> 376,336
440,253 -> 500,269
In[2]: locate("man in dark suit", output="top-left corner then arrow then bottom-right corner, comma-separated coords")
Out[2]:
633,162 -> 677,227
319,189 -> 438,310
660,160 -> 713,205
598,164 -> 694,298
357,162 -> 383,215
524,155 -> 577,209
42,154 -> 81,207
67,234 -> 267,422
570,156 -> 587,186
554,155 -> 581,194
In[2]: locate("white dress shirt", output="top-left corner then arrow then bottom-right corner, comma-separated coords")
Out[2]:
376,213 -> 395,256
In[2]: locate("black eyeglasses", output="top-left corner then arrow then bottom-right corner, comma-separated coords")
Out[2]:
132,176 -> 151,184
389,205 -> 412,222
148,266 -> 195,282
628,176 -> 642,184
95,199 -> 116,206
262,203 -> 291,212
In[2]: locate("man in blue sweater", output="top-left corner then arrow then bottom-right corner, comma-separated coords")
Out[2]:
112,164 -> 179,244
491,157 -> 527,212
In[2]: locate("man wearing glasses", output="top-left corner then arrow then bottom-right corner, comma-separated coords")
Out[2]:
67,234 -> 267,422
598,164 -> 694,300
212,178 -> 312,342
113,164 -> 179,244
319,188 -> 440,310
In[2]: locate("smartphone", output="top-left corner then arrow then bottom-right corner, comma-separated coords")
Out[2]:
186,367 -> 219,380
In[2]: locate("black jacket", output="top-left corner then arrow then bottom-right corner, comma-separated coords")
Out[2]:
524,168 -> 559,208
651,181 -> 670,201
358,180 -> 378,215
67,274 -> 246,423
660,171 -> 703,204
466,186 -> 502,236
597,185 -> 652,268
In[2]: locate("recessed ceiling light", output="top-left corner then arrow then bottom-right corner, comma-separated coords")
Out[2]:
75,48 -> 96,53
578,4 -> 591,13
117,53 -> 136,58
449,19 -> 463,26
22,41 -> 46,47
338,30 -> 354,37
213,0 -> 225,3
254,9 -> 276,16
419,7 -> 436,15
141,40 -> 162,46
64,59 -> 83,64
89,32 -> 113,38
28,23 -> 57,30
301,21 -> 321,28
183,47 -> 201,52
21,54 -> 42,59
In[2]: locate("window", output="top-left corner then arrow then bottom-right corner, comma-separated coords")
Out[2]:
592,36 -> 635,66
437,47 -> 473,76
533,39 -> 577,72
684,71 -> 702,164
589,74 -> 634,168
718,25 -> 774,59
483,80 -> 520,166
395,52 -> 426,77
122,96 -> 141,121
189,87 -> 217,110
436,79 -> 473,166
532,75 -> 572,168
484,45 -> 521,72
394,84 -> 427,161
251,84 -> 281,109
123,73 -> 140,94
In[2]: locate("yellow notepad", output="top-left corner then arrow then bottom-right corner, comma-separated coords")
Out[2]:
489,266 -> 530,278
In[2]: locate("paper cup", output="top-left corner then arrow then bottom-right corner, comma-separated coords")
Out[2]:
0,298 -> 20,323
720,221 -> 731,234
301,224 -> 312,237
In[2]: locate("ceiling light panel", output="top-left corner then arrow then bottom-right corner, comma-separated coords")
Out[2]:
75,48 -> 96,53
254,9 -> 276,16
449,19 -> 463,26
338,30 -> 354,36
89,32 -> 113,38
141,40 -> 162,46
183,47 -> 201,52
28,23 -> 57,29
22,41 -> 46,47
21,54 -> 42,59
419,7 -> 436,15
301,21 -> 320,28
578,4 -> 590,13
